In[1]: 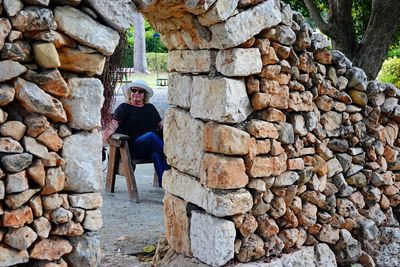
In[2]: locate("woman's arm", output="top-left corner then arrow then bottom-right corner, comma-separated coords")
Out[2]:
102,119 -> 119,145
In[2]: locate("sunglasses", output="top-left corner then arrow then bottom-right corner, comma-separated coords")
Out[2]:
130,89 -> 145,94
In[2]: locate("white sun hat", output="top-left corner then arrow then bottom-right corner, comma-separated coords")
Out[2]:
122,79 -> 154,97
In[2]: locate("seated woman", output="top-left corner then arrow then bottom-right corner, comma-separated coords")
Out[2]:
112,79 -> 168,187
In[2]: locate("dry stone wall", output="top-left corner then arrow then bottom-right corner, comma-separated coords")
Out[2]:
0,0 -> 134,266
135,0 -> 400,266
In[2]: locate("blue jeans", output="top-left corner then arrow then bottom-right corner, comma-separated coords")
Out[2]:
130,132 -> 168,187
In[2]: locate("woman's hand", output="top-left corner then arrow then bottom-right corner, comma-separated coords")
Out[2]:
158,120 -> 164,130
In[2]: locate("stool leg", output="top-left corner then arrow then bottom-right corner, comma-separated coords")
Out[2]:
106,145 -> 119,193
120,141 -> 139,202
153,172 -> 160,187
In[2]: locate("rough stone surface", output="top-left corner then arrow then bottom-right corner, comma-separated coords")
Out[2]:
30,237 -> 73,261
85,0 -> 137,31
164,107 -> 204,177
14,78 -> 67,122
190,211 -> 235,266
62,132 -> 102,192
0,244 -> 29,266
33,42 -> 61,68
61,78 -> 104,130
209,0 -> 282,49
64,232 -> 101,267
200,153 -> 249,189
168,73 -> 192,109
191,76 -> 252,123
164,193 -> 192,256
216,48 -> 262,76
168,50 -> 216,73
55,6 -> 120,56
57,46 -> 106,76
203,121 -> 251,155
0,60 -> 27,82
163,168 -> 253,217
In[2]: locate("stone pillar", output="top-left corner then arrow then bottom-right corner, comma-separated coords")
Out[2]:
0,1 -> 135,266
137,0 -> 400,266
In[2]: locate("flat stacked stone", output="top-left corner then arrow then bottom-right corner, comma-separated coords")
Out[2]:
0,0 -> 131,266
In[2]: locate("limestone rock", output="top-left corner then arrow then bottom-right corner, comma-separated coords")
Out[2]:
24,137 -> 48,160
2,153 -> 32,172
64,232 -> 101,267
55,6 -> 119,56
62,132 -> 102,192
24,113 -> 50,137
186,0 -> 217,15
0,244 -> 29,266
5,188 -> 40,209
0,137 -> 24,153
200,153 -> 248,189
23,69 -> 70,98
163,168 -> 253,217
57,46 -> 105,76
6,171 -> 29,193
85,0 -> 137,31
33,42 -> 61,68
42,167 -> 65,195
83,209 -> 102,231
68,193 -> 102,209
190,211 -> 235,266
168,73 -> 192,109
14,78 -> 67,122
50,221 -> 83,239
236,233 -> 265,263
191,76 -> 251,123
1,41 -> 32,62
61,78 -> 104,130
247,153 -> 287,178
51,207 -> 73,224
0,121 -> 26,140
164,107 -> 204,177
4,226 -> 37,250
209,0 -> 282,49
2,205 -> 33,228
0,83 -> 15,107
36,128 -> 63,152
32,217 -> 51,238
11,6 -> 57,32
203,121 -> 251,155
30,237 -> 73,261
216,48 -> 262,76
164,193 -> 192,256
0,60 -> 27,82
0,18 -> 12,51
168,50 -> 216,73
198,0 -> 239,26
3,0 -> 24,17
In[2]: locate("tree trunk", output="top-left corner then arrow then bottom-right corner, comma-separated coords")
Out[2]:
304,0 -> 400,79
352,0 -> 400,79
133,12 -> 149,73
326,0 -> 357,59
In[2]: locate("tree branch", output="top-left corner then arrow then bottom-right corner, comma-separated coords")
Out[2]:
302,0 -> 330,33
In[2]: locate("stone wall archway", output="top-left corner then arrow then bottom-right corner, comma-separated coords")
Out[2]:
0,0 -> 399,266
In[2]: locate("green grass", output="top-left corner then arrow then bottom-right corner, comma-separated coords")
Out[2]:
117,72 -> 168,88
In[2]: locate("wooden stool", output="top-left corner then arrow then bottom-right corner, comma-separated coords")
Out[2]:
105,133 -> 159,203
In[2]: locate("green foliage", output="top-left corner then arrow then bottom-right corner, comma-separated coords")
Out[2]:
125,21 -> 167,53
378,58 -> 400,88
147,53 -> 167,72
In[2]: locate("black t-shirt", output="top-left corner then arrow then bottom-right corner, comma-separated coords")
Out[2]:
113,103 -> 161,140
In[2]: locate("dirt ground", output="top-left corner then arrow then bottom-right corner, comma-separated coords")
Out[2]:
100,163 -> 165,267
